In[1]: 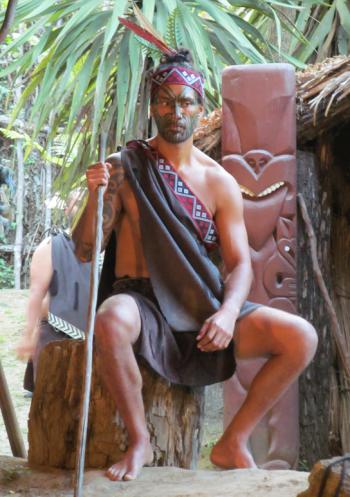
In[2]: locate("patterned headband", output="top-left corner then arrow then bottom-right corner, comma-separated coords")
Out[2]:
119,11 -> 204,100
151,66 -> 205,100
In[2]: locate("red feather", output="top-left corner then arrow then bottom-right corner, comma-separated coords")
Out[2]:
119,17 -> 177,56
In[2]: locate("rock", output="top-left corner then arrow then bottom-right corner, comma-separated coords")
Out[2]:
0,456 -> 309,497
298,456 -> 350,497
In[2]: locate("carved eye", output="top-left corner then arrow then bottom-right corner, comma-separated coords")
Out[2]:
247,158 -> 256,168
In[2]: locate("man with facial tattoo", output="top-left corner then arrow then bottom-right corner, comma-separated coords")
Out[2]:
73,50 -> 318,482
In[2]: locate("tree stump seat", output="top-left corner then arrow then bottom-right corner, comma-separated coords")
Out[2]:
28,340 -> 204,470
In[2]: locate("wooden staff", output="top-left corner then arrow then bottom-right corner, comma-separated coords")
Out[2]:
74,139 -> 106,497
0,359 -> 27,458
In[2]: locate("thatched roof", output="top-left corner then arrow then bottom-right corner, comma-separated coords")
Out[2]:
194,55 -> 350,152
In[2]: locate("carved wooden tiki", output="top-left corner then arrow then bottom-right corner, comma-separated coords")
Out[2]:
222,64 -> 298,468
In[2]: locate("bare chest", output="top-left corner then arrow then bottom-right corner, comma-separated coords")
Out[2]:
173,166 -> 216,218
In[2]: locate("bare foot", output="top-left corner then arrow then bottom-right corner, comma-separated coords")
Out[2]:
260,459 -> 291,470
106,440 -> 153,481
210,436 -> 257,469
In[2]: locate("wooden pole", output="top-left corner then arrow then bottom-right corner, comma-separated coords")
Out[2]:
74,139 -> 105,497
0,359 -> 27,458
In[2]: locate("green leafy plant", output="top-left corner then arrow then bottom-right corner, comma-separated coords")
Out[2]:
0,127 -> 64,164
1,1 -> 348,195
0,256 -> 14,289
0,0 -> 314,195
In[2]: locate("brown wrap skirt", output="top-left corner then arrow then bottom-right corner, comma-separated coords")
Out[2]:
112,277 -> 260,387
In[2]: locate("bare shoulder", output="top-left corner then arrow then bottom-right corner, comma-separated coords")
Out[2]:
30,237 -> 53,280
195,147 -> 241,204
106,151 -> 124,174
106,151 -> 122,167
33,236 -> 52,257
106,151 -> 126,191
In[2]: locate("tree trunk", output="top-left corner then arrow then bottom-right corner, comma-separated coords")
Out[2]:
0,0 -> 19,43
297,148 -> 337,465
329,123 -> 350,453
28,340 -> 204,470
44,114 -> 54,233
14,138 -> 24,289
44,161 -> 51,232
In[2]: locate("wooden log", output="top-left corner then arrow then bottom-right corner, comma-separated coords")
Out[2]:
298,456 -> 350,497
28,340 -> 204,470
0,359 -> 27,458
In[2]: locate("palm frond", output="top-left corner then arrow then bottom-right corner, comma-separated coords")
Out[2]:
0,0 -> 339,194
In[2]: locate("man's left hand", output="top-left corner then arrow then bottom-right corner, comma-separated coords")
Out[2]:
196,307 -> 239,352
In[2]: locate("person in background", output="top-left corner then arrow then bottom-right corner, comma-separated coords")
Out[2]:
16,192 -> 91,391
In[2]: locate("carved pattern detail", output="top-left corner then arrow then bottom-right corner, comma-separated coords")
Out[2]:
222,64 -> 298,468
221,65 -> 297,313
223,151 -> 296,312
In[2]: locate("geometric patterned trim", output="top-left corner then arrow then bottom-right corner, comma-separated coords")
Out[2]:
151,66 -> 204,100
48,312 -> 85,340
157,156 -> 219,248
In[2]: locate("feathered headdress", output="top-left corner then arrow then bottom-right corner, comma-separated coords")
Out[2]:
119,5 -> 177,57
119,6 -> 204,100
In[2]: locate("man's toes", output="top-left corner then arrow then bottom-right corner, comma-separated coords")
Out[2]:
107,466 -> 123,481
106,469 -> 117,481
123,472 -> 136,481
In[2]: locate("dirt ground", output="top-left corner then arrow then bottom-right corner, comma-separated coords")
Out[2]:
0,289 -> 223,467
0,456 -> 310,497
0,290 -> 30,457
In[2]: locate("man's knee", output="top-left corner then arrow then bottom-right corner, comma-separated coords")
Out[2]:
284,316 -> 318,366
95,295 -> 140,347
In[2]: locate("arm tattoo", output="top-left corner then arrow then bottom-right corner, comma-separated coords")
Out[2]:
102,160 -> 124,249
80,242 -> 93,262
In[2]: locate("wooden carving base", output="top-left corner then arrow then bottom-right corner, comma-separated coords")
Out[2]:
28,340 -> 204,470
298,457 -> 350,497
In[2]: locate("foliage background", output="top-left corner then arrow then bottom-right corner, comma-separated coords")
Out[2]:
0,0 -> 349,287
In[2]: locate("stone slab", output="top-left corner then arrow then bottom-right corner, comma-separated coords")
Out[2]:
0,456 -> 309,497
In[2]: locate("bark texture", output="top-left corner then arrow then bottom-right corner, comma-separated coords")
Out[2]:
298,456 -> 350,497
297,148 -> 336,465
28,340 -> 204,470
329,123 -> 350,453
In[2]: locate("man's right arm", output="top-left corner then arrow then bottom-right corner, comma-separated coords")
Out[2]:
73,154 -> 124,262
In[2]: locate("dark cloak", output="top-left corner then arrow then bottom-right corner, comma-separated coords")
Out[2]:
97,141 -> 258,386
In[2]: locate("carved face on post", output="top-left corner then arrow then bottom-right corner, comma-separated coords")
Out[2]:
151,84 -> 203,143
221,64 -> 299,472
222,64 -> 297,313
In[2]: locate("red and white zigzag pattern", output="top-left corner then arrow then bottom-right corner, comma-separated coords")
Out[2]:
157,157 -> 218,247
